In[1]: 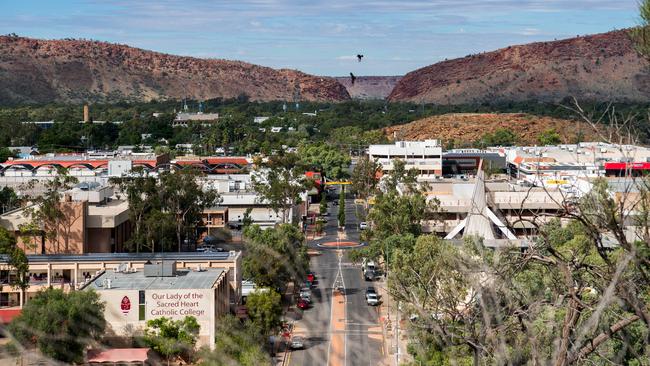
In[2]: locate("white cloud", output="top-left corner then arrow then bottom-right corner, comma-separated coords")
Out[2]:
520,28 -> 541,36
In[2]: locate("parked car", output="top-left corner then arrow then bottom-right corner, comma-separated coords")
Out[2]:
366,292 -> 379,306
300,287 -> 311,302
307,272 -> 315,283
359,222 -> 369,230
290,336 -> 305,349
297,298 -> 310,310
364,269 -> 375,281
361,258 -> 376,271
366,286 -> 377,297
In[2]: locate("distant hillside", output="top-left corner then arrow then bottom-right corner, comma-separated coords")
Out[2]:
334,76 -> 402,100
383,113 -> 599,145
388,30 -> 650,104
0,36 -> 350,105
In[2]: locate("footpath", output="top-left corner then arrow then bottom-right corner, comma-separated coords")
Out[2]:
376,275 -> 411,366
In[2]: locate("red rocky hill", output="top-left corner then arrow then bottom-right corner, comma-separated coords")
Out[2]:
388,30 -> 650,104
0,36 -> 350,104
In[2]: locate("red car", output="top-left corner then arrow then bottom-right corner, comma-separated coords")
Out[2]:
307,272 -> 315,282
297,298 -> 310,309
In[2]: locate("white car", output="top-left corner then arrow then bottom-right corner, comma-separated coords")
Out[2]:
366,293 -> 379,306
299,288 -> 311,302
290,336 -> 305,349
359,222 -> 369,230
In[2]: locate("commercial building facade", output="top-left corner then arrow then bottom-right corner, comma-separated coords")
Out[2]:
369,140 -> 443,176
84,261 -> 229,349
0,251 -> 242,310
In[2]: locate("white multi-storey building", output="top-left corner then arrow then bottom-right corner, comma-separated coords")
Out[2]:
368,140 -> 443,176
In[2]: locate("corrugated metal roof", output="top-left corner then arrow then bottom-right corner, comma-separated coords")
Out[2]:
89,268 -> 224,290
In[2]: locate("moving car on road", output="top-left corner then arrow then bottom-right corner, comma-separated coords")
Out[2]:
290,336 -> 305,349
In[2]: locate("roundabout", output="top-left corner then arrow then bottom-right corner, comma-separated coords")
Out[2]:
316,241 -> 365,249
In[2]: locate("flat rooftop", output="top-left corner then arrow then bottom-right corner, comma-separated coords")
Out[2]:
86,199 -> 129,216
0,251 -> 240,264
89,268 -> 224,290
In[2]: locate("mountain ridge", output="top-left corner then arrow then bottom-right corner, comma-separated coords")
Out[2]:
388,29 -> 650,104
0,36 -> 351,105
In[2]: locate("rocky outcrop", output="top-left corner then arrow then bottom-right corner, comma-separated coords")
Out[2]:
388,30 -> 650,104
0,36 -> 350,104
383,113 -> 599,145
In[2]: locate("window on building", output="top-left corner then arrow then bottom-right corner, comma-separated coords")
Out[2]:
139,290 -> 146,321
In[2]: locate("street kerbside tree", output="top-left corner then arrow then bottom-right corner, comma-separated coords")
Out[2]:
246,289 -> 283,336
350,155 -> 381,207
338,186 -> 346,228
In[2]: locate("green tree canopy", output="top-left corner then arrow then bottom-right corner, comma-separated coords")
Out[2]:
144,316 -> 201,364
0,227 -> 29,299
350,155 -> 381,205
246,289 -> 283,335
9,288 -> 106,363
338,187 -> 346,228
0,147 -> 16,163
480,128 -> 518,147
111,169 -> 218,252
242,224 -> 308,292
388,178 -> 650,365
252,152 -> 309,224
538,128 -> 562,145
159,169 -> 220,251
24,168 -> 79,253
298,142 -> 351,180
197,315 -> 271,366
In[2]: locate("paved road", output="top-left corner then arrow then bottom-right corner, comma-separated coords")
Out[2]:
288,187 -> 385,366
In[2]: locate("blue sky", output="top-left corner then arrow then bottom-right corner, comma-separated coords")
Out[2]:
0,0 -> 640,76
